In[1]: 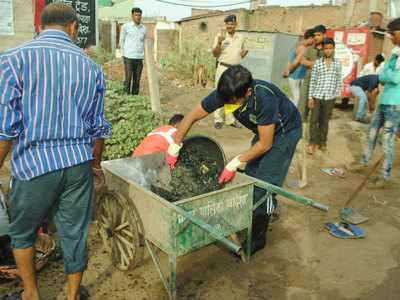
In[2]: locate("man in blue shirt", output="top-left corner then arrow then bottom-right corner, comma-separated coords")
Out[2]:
283,28 -> 315,107
0,3 -> 111,299
350,74 -> 380,124
165,65 -> 302,255
119,7 -> 147,95
356,18 -> 400,189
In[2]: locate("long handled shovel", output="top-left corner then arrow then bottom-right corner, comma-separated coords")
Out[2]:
287,123 -> 308,189
340,154 -> 386,224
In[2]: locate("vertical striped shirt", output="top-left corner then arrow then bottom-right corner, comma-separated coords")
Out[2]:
0,29 -> 112,180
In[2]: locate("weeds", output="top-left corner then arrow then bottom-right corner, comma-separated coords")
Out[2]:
161,41 -> 216,82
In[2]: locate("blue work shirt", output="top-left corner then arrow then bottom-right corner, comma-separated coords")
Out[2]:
351,74 -> 379,92
201,79 -> 302,136
119,22 -> 147,59
0,30 -> 112,180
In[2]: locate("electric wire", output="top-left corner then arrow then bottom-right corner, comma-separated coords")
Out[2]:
153,0 -> 253,8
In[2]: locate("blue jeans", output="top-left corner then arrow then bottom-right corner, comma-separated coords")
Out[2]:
362,104 -> 400,179
245,127 -> 302,217
350,85 -> 367,120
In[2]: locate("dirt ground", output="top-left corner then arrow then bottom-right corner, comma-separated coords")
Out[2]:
1,59 -> 400,300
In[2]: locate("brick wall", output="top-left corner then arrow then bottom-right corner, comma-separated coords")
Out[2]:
99,20 -> 112,52
179,0 -> 391,50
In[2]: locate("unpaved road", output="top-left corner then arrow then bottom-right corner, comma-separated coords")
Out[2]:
1,60 -> 399,300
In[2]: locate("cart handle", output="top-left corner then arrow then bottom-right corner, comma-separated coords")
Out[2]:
255,180 -> 328,212
166,202 -> 242,254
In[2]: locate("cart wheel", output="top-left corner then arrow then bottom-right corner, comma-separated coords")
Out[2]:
97,190 -> 143,271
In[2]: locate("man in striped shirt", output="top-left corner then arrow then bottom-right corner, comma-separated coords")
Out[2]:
0,3 -> 111,300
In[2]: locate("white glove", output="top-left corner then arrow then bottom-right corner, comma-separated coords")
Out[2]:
219,155 -> 244,184
168,142 -> 182,156
225,155 -> 244,171
166,142 -> 182,169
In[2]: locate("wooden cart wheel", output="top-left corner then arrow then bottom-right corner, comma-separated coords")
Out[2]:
97,190 -> 143,271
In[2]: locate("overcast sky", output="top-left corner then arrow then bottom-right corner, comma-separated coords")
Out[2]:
133,0 -> 333,21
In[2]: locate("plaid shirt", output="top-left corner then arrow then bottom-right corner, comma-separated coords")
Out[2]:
309,57 -> 342,100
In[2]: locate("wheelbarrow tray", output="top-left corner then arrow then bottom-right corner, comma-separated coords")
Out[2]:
102,153 -> 256,257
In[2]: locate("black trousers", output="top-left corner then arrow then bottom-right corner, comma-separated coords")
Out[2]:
123,57 -> 143,95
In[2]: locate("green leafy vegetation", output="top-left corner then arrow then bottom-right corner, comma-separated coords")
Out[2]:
161,41 -> 216,82
103,80 -> 163,160
86,44 -> 113,66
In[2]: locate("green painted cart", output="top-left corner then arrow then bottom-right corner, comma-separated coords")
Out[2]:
97,151 -> 328,299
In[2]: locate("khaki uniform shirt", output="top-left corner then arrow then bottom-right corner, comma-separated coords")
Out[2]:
213,32 -> 247,85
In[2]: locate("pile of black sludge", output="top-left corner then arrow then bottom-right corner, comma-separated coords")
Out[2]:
151,146 -> 224,202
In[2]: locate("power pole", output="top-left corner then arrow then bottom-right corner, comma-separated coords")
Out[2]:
344,0 -> 356,27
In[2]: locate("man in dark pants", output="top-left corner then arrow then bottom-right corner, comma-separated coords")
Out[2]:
0,3 -> 111,299
298,24 -> 326,121
119,7 -> 147,95
165,65 -> 302,255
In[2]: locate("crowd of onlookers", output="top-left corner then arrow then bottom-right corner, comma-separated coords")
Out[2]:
282,22 -> 400,190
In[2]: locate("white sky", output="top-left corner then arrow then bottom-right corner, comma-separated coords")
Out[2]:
133,0 -> 332,21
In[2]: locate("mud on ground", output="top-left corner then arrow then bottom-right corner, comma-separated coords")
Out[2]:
1,59 -> 400,300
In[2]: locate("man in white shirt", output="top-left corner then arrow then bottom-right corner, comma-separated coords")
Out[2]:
119,7 -> 147,95
359,54 -> 385,76
212,14 -> 248,129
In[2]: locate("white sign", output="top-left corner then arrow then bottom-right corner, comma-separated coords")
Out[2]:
334,31 -> 344,44
334,43 -> 354,80
0,0 -> 14,35
347,32 -> 366,45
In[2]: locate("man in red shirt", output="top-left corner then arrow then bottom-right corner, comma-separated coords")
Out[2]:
132,114 -> 184,157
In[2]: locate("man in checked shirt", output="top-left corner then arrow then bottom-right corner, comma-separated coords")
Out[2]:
0,3 -> 111,300
307,37 -> 342,155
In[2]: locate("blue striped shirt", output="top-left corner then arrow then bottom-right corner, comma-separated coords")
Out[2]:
0,30 -> 112,180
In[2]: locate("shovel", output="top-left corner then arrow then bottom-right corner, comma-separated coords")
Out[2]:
340,154 -> 386,224
287,124 -> 308,189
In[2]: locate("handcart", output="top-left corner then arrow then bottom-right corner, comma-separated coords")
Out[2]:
96,137 -> 328,299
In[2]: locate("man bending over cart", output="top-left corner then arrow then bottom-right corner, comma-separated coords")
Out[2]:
165,65 -> 302,255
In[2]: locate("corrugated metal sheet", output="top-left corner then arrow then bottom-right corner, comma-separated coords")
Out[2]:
239,30 -> 299,88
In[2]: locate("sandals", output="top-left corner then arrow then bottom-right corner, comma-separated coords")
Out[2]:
79,286 -> 89,300
306,144 -> 316,155
324,222 -> 365,239
319,145 -> 329,155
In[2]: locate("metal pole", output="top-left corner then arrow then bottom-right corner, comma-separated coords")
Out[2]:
255,180 -> 329,212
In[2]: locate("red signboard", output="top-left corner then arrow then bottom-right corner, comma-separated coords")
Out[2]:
327,28 -> 370,98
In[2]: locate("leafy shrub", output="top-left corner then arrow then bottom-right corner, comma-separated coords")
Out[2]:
162,41 -> 216,82
103,80 -> 162,160
86,44 -> 113,66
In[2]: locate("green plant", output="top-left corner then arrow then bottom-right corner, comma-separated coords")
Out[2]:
103,80 -> 163,160
163,41 -> 216,82
86,44 -> 113,66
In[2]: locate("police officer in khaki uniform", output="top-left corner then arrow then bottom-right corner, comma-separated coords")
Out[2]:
213,14 -> 248,129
